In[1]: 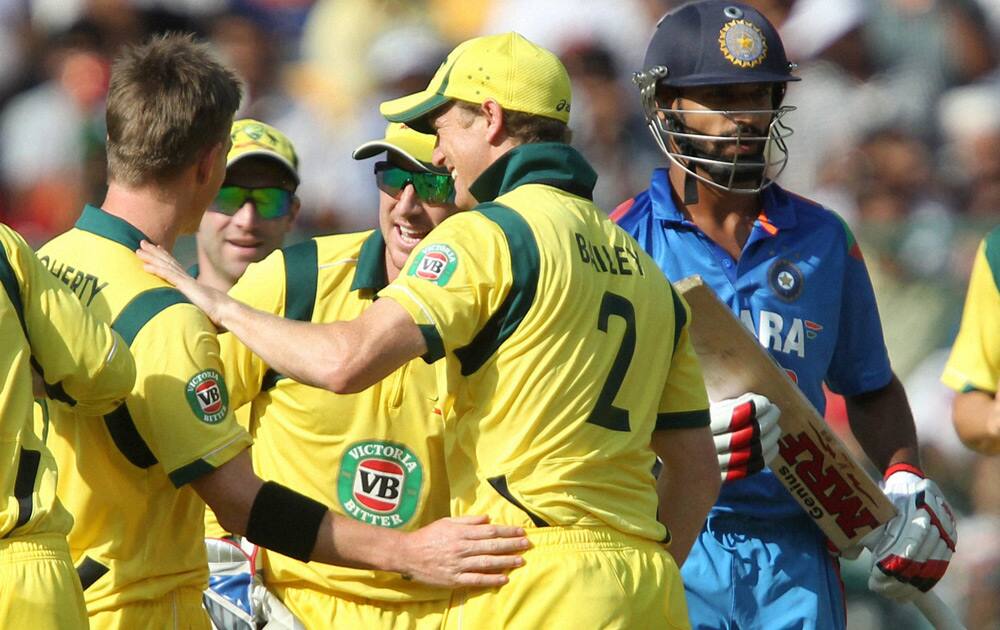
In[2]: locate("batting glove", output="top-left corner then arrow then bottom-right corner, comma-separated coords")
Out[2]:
862,464 -> 957,601
203,537 -> 306,630
709,393 -> 781,483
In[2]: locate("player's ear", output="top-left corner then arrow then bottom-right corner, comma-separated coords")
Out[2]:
288,195 -> 301,224
482,99 -> 505,144
195,140 -> 225,185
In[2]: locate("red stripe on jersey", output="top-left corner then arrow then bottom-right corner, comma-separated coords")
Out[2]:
609,198 -> 635,223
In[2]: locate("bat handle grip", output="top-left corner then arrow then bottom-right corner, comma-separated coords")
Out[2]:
913,591 -> 965,630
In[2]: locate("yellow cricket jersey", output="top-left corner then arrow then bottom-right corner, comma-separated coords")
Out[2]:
219,231 -> 450,602
380,143 -> 710,543
36,205 -> 252,614
943,226 -> 1000,395
0,223 -> 134,541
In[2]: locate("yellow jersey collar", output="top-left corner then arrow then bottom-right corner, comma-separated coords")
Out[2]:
469,143 -> 597,204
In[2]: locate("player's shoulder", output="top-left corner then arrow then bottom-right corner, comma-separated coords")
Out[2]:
609,189 -> 653,229
775,187 -> 857,251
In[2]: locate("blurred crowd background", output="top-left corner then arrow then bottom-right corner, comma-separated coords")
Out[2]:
0,0 -> 997,627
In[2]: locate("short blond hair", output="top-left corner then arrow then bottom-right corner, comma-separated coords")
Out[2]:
106,33 -> 242,186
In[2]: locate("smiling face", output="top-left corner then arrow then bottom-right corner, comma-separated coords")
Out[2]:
378,155 -> 459,281
196,156 -> 298,287
430,102 -> 494,211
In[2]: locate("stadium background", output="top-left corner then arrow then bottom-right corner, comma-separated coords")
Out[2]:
0,0 -> 996,627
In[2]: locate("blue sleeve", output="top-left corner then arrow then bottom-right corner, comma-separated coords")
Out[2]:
825,230 -> 893,396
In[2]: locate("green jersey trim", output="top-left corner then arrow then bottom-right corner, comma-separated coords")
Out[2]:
419,324 -> 445,363
469,143 -> 597,203
0,240 -> 76,406
454,203 -> 539,376
102,287 -> 190,469
4,447 -> 41,538
75,204 -> 152,251
984,226 -> 1000,293
351,231 -> 389,294
168,458 -> 216,487
669,285 -> 687,352
655,409 -> 710,430
262,239 -> 319,391
114,287 -> 190,345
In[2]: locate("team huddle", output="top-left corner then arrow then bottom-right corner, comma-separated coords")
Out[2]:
6,1 -> 989,629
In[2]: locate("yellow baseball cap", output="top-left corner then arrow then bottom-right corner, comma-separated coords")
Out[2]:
227,119 -> 299,185
351,123 -> 444,173
379,32 -> 572,133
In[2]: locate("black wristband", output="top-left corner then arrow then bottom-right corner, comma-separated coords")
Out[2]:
245,481 -> 328,562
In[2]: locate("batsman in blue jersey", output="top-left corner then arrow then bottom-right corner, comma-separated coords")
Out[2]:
615,2 -> 958,628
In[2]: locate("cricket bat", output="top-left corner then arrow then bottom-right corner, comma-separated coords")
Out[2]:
674,276 -> 964,629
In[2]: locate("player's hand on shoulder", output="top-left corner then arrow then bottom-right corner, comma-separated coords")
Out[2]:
398,515 -> 529,588
862,464 -> 957,602
709,393 -> 781,483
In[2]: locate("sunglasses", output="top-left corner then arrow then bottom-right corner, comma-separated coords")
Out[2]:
211,186 -> 294,219
374,162 -> 455,204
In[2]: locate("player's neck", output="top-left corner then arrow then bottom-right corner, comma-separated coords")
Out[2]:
100,182 -> 197,251
669,168 -> 759,259
194,251 -> 236,293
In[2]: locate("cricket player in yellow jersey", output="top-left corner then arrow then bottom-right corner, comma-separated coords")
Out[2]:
0,224 -> 135,629
139,33 -> 721,629
943,225 -> 1000,453
196,119 -> 302,542
216,122 -> 458,628
38,34 -> 526,630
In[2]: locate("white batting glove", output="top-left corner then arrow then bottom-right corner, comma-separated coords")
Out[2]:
203,537 -> 306,630
861,464 -> 957,602
709,393 -> 781,483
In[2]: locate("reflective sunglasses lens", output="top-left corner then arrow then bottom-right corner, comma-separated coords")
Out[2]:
411,173 -> 455,204
212,186 -> 246,215
251,188 -> 293,219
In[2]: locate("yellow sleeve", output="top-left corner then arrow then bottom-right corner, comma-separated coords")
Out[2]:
221,251 -> 287,412
656,290 -> 710,429
0,224 -> 135,415
127,303 -> 251,487
942,234 -> 1000,394
378,213 -> 512,362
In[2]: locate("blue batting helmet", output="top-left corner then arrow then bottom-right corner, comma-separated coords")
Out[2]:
634,1 -> 800,194
640,0 -> 799,88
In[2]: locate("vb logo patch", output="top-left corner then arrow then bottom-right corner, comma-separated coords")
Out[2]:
338,440 -> 423,528
408,244 -> 457,286
185,369 -> 229,424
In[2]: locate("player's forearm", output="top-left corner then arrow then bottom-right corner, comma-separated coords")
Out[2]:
216,297 -> 352,391
845,374 -> 921,471
653,427 -> 720,566
952,389 -> 1000,454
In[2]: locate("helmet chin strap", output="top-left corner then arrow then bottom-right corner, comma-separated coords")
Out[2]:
683,172 -> 700,205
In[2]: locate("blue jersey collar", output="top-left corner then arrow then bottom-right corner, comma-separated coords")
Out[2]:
650,169 -> 798,233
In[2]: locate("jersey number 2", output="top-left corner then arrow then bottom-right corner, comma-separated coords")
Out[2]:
586,291 -> 635,432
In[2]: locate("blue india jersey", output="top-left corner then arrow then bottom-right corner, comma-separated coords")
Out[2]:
613,169 -> 893,518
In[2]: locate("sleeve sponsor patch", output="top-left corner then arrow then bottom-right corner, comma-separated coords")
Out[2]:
185,369 -> 229,424
408,244 -> 458,286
